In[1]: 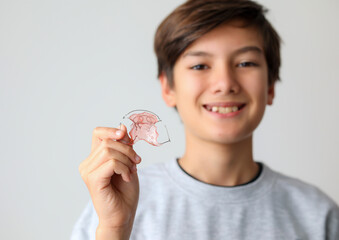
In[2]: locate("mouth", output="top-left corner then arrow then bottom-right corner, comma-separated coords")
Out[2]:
203,103 -> 246,114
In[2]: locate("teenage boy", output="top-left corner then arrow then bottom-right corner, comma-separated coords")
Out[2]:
71,0 -> 339,239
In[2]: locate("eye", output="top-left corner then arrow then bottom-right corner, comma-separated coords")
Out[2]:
190,64 -> 209,70
237,62 -> 258,68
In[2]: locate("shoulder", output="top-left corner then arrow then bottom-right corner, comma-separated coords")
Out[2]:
267,164 -> 339,216
267,165 -> 339,237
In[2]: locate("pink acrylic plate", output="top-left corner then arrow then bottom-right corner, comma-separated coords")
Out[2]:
120,110 -> 170,146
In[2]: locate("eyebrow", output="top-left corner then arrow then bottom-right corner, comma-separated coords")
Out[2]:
182,51 -> 213,58
182,46 -> 263,58
233,46 -> 263,55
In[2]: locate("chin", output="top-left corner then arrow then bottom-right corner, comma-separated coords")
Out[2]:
206,130 -> 253,145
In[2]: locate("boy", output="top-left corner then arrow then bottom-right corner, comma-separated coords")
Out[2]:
72,0 -> 339,239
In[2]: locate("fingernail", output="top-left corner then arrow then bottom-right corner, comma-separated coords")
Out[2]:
132,165 -> 137,172
116,130 -> 122,136
135,154 -> 141,163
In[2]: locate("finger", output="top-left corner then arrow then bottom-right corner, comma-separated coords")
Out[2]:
105,138 -> 141,164
110,159 -> 131,182
82,137 -> 141,170
117,124 -> 133,145
91,127 -> 127,151
87,159 -> 131,190
79,143 -> 105,174
86,146 -> 135,175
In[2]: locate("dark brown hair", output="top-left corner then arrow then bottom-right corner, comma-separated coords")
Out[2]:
154,0 -> 281,88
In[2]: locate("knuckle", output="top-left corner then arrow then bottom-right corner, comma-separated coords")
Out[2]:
101,139 -> 110,147
78,162 -> 83,172
93,127 -> 100,135
110,159 -> 117,168
79,169 -> 87,181
78,162 -> 86,176
102,147 -> 111,156
78,165 -> 83,174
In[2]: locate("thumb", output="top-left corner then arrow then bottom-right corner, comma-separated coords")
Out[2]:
119,124 -> 133,145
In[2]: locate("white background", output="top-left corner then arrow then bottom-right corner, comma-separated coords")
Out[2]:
1,0 -> 338,239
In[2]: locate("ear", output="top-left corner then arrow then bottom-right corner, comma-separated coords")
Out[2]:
159,73 -> 176,107
267,83 -> 275,105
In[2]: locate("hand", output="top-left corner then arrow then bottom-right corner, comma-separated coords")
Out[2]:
79,125 -> 140,237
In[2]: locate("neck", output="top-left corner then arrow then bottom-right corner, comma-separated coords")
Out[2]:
179,133 -> 259,187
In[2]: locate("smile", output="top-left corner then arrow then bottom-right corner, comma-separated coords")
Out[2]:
203,103 -> 246,115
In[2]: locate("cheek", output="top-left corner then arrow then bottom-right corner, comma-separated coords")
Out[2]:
247,71 -> 268,100
187,80 -> 205,95
175,72 -> 206,99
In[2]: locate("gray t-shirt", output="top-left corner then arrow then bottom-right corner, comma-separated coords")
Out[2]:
71,159 -> 339,239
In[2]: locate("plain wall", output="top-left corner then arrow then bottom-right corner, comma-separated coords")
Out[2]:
0,0 -> 338,239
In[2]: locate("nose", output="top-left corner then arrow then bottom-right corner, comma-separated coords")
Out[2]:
210,64 -> 240,95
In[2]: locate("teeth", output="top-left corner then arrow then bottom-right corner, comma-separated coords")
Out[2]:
212,106 -> 219,112
209,106 -> 239,114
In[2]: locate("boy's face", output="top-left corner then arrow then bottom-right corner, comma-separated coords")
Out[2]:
160,21 -> 275,145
